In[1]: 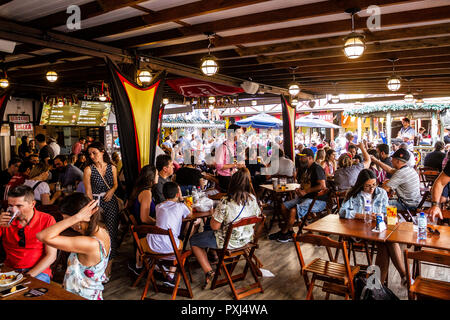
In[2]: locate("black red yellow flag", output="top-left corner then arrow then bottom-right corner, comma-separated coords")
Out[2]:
281,95 -> 296,161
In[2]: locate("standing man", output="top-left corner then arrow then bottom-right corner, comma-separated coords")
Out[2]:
35,134 -> 54,165
47,136 -> 60,157
397,117 -> 415,149
0,186 -> 57,283
72,137 -> 86,155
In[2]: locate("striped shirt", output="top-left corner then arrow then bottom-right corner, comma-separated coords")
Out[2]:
386,165 -> 420,207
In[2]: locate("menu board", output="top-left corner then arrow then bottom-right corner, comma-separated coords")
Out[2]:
39,101 -> 111,126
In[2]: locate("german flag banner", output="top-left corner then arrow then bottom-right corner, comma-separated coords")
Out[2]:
106,59 -> 166,192
281,94 -> 296,161
0,90 -> 11,125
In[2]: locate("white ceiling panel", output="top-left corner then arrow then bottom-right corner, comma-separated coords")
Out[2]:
139,0 -> 201,12
53,6 -> 144,32
0,0 -> 93,22
95,22 -> 180,42
181,0 -> 326,25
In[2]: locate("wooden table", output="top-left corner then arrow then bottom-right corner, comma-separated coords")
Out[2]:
181,208 -> 213,251
303,214 -> 399,242
260,183 -> 300,230
386,222 -> 450,251
0,266 -> 85,300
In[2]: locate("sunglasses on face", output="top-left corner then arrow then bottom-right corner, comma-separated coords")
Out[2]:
18,228 -> 25,247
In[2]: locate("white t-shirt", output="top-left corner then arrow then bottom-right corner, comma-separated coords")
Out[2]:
147,201 -> 190,254
23,179 -> 50,201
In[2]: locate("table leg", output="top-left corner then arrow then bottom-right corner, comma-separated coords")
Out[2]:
182,220 -> 195,252
413,245 -> 422,278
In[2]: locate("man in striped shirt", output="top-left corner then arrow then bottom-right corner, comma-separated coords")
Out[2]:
371,148 -> 421,210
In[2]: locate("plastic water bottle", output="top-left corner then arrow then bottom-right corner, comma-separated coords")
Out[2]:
363,199 -> 372,224
417,212 -> 427,240
192,188 -> 199,204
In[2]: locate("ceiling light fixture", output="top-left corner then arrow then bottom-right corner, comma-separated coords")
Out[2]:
288,66 -> 300,96
46,70 -> 58,82
330,82 -> 340,103
208,96 -> 216,104
343,8 -> 365,59
251,100 -> 257,106
291,98 -> 298,106
387,58 -> 401,91
162,98 -> 169,105
404,79 -> 414,103
137,69 -> 152,85
200,32 -> 218,76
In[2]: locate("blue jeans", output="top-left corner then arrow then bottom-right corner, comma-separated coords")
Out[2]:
284,197 -> 327,219
17,268 -> 51,284
388,200 -> 417,211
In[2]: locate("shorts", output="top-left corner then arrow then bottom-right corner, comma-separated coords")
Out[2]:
139,237 -> 183,260
16,268 -> 51,284
189,230 -> 218,249
284,197 -> 327,219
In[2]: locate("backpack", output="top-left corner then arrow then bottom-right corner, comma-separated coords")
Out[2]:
353,270 -> 399,300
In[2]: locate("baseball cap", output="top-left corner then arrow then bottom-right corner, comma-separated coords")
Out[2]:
392,148 -> 410,162
299,148 -> 315,158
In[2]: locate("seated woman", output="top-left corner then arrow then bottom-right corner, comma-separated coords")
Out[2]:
321,149 -> 337,178
23,162 -> 62,205
334,142 -> 370,191
339,169 -> 407,285
189,168 -> 261,289
36,193 -> 110,300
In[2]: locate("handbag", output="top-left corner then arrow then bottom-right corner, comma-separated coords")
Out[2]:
353,270 -> 399,300
93,165 -> 125,211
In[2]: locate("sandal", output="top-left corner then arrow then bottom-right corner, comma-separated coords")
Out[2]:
202,270 -> 215,290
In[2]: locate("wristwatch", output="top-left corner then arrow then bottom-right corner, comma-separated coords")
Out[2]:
431,201 -> 441,207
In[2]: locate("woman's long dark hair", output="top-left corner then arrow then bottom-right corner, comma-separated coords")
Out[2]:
227,167 -> 256,205
59,192 -> 105,236
128,165 -> 157,207
86,141 -> 113,166
344,169 -> 377,202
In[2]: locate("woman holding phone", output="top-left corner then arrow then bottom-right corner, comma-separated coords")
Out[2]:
83,141 -> 119,282
37,193 -> 110,300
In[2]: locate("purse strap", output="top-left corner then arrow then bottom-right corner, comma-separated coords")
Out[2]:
230,202 -> 246,225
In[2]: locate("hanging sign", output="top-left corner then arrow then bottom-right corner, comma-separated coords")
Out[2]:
8,114 -> 30,123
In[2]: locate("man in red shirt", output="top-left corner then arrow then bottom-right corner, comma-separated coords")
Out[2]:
3,161 -> 34,200
0,185 -> 57,283
71,137 -> 86,155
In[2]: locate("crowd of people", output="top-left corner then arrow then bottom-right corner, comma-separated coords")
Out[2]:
0,119 -> 449,300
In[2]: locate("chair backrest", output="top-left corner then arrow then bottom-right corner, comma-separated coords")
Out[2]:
222,215 -> 264,250
297,188 -> 329,232
404,249 -> 450,289
419,168 -> 440,187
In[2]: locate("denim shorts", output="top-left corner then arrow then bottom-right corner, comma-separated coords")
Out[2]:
17,268 -> 51,284
284,197 -> 327,219
189,230 -> 218,249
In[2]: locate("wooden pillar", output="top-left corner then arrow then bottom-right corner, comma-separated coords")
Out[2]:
369,117 -> 374,142
386,112 -> 392,146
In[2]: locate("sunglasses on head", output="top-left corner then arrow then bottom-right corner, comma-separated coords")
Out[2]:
18,228 -> 25,247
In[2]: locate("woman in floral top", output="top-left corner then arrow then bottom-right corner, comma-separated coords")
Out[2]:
37,193 -> 110,300
190,168 -> 261,289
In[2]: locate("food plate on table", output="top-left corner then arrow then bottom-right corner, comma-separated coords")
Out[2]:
0,271 -> 23,288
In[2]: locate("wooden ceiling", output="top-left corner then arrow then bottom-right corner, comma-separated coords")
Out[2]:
0,0 -> 449,101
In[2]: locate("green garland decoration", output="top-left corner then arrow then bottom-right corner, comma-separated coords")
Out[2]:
343,103 -> 450,116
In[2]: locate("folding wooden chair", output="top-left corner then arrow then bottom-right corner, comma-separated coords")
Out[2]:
117,207 -> 131,248
404,248 -> 450,300
210,215 -> 265,300
294,233 -> 360,300
129,223 -> 193,300
293,188 -> 330,234
418,168 -> 440,194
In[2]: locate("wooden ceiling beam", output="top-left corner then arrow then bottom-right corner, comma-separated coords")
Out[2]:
71,0 -> 271,40
26,0 -> 148,30
112,0 -> 406,48
148,5 -> 450,57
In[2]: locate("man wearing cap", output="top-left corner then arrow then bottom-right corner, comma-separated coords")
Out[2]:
269,148 -> 327,242
397,117 -> 415,148
371,148 -> 420,211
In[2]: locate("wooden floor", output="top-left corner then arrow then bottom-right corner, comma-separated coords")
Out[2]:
103,220 -> 449,300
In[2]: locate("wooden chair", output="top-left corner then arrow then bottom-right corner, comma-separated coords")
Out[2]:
293,188 -> 330,234
117,207 -> 131,248
418,168 -> 440,194
294,233 -> 360,300
210,215 -> 265,300
404,249 -> 450,300
130,223 -> 193,300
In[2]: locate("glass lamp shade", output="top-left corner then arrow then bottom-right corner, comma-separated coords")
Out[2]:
331,94 -> 340,104
99,94 -> 107,101
288,83 -> 300,96
0,78 -> 9,88
46,71 -> 58,82
415,98 -> 424,106
291,99 -> 298,106
200,55 -> 218,76
404,93 -> 414,103
251,100 -> 257,106
162,98 -> 169,105
343,33 -> 365,59
57,101 -> 64,107
208,96 -> 216,104
137,70 -> 152,84
387,76 -> 401,91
